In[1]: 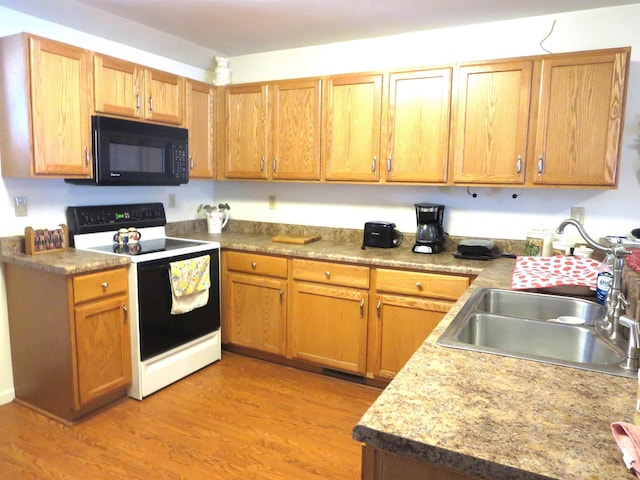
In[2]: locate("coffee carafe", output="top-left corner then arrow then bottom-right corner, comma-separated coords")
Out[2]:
412,203 -> 445,254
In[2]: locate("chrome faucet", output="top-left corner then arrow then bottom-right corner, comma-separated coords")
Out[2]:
556,219 -> 636,367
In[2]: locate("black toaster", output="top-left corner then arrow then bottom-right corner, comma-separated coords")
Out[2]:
361,221 -> 403,249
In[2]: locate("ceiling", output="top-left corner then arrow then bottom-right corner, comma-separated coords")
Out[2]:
0,0 -> 638,68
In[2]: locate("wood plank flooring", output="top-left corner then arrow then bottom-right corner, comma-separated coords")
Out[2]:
0,352 -> 381,479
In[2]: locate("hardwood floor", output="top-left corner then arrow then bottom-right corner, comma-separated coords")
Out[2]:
0,352 -> 381,479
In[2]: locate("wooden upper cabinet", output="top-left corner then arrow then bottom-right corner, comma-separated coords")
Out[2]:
222,79 -> 321,180
186,79 -> 215,178
382,68 -> 452,183
452,60 -> 533,185
94,53 -> 184,125
93,54 -> 142,118
270,79 -> 321,180
0,34 -> 93,178
144,68 -> 184,125
224,83 -> 269,179
532,49 -> 629,187
323,73 -> 383,182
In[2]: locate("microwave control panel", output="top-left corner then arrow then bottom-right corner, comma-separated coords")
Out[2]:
173,144 -> 188,182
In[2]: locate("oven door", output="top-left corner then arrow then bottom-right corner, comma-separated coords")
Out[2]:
136,249 -> 220,361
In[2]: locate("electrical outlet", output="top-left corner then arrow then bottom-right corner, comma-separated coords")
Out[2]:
14,196 -> 28,217
268,195 -> 276,210
570,207 -> 585,224
168,193 -> 176,208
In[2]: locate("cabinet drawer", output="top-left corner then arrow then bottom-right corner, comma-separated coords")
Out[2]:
375,269 -> 469,300
225,251 -> 288,278
72,268 -> 128,304
292,259 -> 369,289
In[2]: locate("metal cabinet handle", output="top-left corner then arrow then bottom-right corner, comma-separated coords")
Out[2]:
136,93 -> 141,111
279,288 -> 284,299
371,156 -> 377,173
260,157 -> 265,173
416,282 -> 422,289
324,271 -> 330,279
101,282 -> 108,288
360,298 -> 365,316
84,146 -> 90,166
273,157 -> 277,173
251,262 -> 257,269
387,156 -> 392,173
516,155 -> 522,175
537,155 -> 544,175
149,96 -> 154,113
190,157 -> 194,170
377,299 -> 381,311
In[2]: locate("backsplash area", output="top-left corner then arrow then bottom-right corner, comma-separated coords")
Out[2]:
166,218 -> 530,255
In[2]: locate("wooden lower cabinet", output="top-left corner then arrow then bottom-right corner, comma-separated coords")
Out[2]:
289,281 -> 369,374
5,264 -> 131,424
221,252 -> 471,381
368,268 -> 470,379
288,259 -> 369,375
371,294 -> 452,379
222,251 -> 288,355
362,445 -> 480,480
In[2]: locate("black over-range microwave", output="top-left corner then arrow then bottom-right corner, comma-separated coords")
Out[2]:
66,116 -> 189,186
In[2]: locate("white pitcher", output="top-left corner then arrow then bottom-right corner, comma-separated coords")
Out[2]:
206,211 -> 229,234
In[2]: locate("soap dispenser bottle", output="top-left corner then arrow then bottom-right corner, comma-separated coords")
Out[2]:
595,252 -> 614,305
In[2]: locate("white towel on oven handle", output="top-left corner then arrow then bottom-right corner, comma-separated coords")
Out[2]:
169,255 -> 211,315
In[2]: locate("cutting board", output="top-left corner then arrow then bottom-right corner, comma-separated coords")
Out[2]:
272,234 -> 321,245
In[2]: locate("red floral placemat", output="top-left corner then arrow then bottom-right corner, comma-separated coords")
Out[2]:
511,256 -> 600,290
628,250 -> 640,274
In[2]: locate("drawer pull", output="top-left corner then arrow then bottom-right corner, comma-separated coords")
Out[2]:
416,282 -> 422,289
251,262 -> 257,269
101,282 -> 108,289
325,271 -> 330,279
279,288 -> 284,299
360,298 -> 365,316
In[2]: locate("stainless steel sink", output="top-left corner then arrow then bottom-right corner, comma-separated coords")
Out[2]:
437,288 -> 634,378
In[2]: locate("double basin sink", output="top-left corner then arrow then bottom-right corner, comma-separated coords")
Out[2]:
437,288 -> 635,378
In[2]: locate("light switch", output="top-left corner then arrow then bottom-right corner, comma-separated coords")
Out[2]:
14,196 -> 28,217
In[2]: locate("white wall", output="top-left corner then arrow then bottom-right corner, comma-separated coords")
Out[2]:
218,4 -> 640,241
0,7 -> 218,404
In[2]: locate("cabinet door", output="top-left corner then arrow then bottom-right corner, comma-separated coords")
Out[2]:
452,61 -> 532,185
323,74 -> 383,182
370,294 -> 451,379
383,69 -> 452,183
93,54 -> 143,118
533,50 -> 629,186
270,79 -> 322,180
186,79 -> 215,178
224,84 -> 268,179
144,68 -> 184,125
73,294 -> 131,407
29,37 -> 92,177
289,282 -> 368,375
225,272 -> 287,355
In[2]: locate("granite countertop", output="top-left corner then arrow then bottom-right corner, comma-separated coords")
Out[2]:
1,224 -> 635,479
352,259 -> 635,480
0,240 -> 130,275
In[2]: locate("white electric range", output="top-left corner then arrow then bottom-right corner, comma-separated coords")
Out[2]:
67,203 -> 221,400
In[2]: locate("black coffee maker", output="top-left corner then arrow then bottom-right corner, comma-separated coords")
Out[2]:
412,203 -> 445,254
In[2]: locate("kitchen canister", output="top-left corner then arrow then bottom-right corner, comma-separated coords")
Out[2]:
525,229 -> 555,256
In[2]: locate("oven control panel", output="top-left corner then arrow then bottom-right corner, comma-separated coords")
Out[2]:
67,203 -> 166,236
